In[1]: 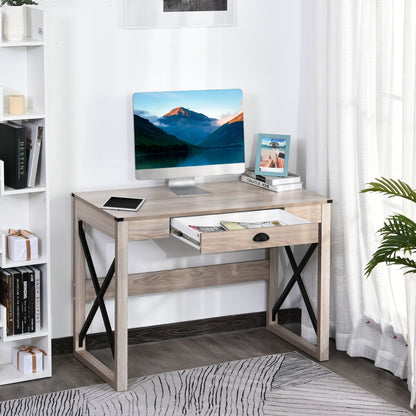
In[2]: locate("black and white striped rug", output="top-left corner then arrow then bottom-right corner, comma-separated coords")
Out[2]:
0,352 -> 412,415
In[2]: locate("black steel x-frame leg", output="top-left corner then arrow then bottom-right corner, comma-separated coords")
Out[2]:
77,220 -> 116,357
271,243 -> 318,333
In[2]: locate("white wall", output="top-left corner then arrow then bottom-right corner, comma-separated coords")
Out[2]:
41,0 -> 302,338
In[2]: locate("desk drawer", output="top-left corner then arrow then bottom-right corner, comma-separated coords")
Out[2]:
170,209 -> 319,254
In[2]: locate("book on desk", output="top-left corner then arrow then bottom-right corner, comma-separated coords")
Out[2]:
240,172 -> 303,192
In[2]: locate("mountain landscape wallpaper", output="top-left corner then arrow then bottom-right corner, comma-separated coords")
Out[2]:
133,89 -> 244,170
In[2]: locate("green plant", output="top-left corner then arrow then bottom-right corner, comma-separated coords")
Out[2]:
0,0 -> 38,6
361,178 -> 416,277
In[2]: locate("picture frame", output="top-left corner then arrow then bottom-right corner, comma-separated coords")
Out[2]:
255,134 -> 291,177
124,0 -> 236,29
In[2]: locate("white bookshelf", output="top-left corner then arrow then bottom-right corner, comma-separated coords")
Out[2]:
0,6 -> 51,385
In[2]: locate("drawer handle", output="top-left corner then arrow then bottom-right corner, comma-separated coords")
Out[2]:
253,232 -> 270,242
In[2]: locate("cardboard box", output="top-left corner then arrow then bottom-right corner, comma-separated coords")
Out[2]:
7,230 -> 38,261
12,345 -> 44,374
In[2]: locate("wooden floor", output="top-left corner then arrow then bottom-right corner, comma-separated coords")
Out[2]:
0,328 -> 414,414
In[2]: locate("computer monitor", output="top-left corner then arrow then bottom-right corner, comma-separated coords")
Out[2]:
132,89 -> 245,195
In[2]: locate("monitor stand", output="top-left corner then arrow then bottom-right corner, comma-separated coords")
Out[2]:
167,178 -> 211,197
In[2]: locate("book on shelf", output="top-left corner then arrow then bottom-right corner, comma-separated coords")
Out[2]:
0,268 -> 13,336
11,268 -> 23,335
27,267 -> 36,332
244,168 -> 301,185
23,121 -> 43,188
29,265 -> 41,332
240,174 -> 303,192
0,266 -> 41,336
20,266 -> 36,333
17,267 -> 29,334
0,122 -> 27,189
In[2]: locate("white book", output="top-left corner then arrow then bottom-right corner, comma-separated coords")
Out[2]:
23,121 -> 43,187
244,169 -> 301,185
241,174 -> 303,192
29,266 -> 41,332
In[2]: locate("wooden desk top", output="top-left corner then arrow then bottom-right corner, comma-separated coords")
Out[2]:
73,181 -> 330,222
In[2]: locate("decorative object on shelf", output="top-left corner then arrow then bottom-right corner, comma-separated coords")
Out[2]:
0,0 -> 38,42
6,228 -> 39,261
12,345 -> 46,374
255,133 -> 291,177
7,94 -> 24,114
124,0 -> 236,29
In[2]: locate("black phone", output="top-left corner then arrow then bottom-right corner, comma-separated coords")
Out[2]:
101,196 -> 145,211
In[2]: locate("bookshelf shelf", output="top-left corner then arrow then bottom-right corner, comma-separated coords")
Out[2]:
1,186 -> 47,196
0,362 -> 51,386
0,112 -> 45,122
0,8 -> 50,386
0,39 -> 44,48
1,329 -> 49,343
0,254 -> 48,269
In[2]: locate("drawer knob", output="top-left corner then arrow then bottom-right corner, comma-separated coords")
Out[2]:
253,232 -> 270,242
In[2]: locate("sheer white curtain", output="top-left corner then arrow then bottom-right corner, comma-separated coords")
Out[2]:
298,0 -> 416,408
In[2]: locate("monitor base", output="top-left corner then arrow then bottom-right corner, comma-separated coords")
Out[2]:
167,178 -> 211,197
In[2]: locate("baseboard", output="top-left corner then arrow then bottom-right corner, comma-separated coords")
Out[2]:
52,309 -> 301,355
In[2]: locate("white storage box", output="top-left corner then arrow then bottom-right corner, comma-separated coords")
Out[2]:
12,345 -> 44,374
7,229 -> 39,261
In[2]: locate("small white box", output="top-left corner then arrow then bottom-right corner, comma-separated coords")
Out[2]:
7,230 -> 39,261
12,346 -> 44,374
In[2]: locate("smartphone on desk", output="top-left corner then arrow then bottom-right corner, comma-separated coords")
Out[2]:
101,196 -> 146,212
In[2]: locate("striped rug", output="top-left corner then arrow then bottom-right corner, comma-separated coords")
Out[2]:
0,352 -> 412,415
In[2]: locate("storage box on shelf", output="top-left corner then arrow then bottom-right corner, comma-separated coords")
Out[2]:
0,331 -> 50,384
0,7 -> 50,385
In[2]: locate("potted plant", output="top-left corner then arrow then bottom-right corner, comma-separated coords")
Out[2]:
1,0 -> 38,42
361,177 -> 416,276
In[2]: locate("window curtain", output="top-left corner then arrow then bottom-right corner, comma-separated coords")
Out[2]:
298,0 -> 416,408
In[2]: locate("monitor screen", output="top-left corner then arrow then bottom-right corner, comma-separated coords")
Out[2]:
132,89 -> 245,190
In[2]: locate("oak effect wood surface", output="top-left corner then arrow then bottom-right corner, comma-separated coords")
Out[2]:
74,181 -> 329,223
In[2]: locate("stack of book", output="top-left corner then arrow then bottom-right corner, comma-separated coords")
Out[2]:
240,169 -> 302,192
0,267 -> 42,336
0,121 -> 43,189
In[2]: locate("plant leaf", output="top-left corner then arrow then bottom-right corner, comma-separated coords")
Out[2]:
364,213 -> 416,276
361,177 -> 416,203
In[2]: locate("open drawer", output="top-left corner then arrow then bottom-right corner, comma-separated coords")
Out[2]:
170,209 -> 319,254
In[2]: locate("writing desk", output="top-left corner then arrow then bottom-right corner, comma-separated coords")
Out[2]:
72,181 -> 331,391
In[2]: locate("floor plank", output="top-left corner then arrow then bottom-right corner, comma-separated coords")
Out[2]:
0,328 -> 414,414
